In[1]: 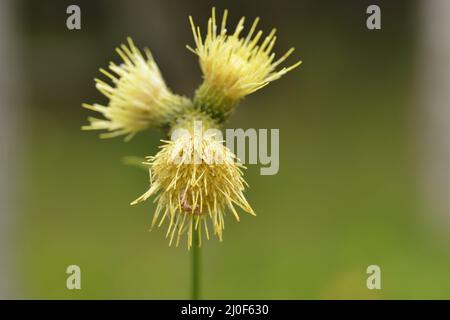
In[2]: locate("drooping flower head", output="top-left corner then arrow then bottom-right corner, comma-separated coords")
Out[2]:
188,8 -> 301,119
83,37 -> 188,140
131,113 -> 255,249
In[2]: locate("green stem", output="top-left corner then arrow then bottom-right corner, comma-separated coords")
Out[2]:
191,231 -> 201,300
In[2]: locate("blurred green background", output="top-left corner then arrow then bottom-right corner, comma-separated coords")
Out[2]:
2,0 -> 450,299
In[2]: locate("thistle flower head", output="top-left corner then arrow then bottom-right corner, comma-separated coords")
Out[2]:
188,8 -> 301,118
82,8 -> 302,250
131,121 -> 254,249
83,37 -> 188,140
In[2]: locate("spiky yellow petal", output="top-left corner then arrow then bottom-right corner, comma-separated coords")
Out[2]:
131,120 -> 254,249
188,8 -> 301,119
83,37 -> 188,140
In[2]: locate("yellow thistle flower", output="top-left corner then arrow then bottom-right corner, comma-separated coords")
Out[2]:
131,119 -> 255,249
82,37 -> 188,140
82,8 -> 301,251
188,8 -> 302,119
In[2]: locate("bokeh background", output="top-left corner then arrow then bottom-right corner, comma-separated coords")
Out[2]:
1,0 -> 450,299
